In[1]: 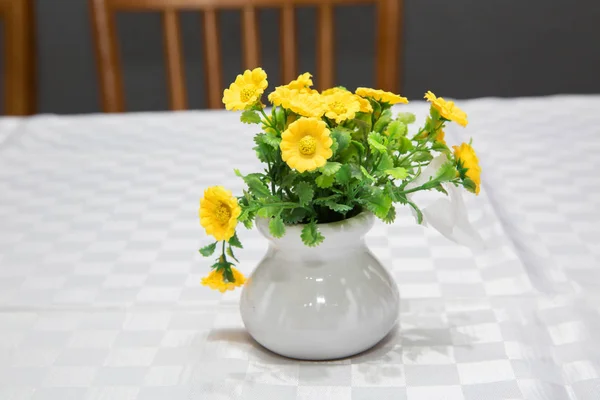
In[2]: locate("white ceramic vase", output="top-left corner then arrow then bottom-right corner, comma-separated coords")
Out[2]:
240,212 -> 400,360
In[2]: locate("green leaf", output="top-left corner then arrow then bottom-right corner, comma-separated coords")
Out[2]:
269,216 -> 286,238
462,177 -> 478,194
367,132 -> 388,153
436,161 -> 458,182
398,137 -> 414,154
331,127 -> 352,154
386,120 -> 407,138
273,106 -> 286,130
323,201 -> 353,214
242,218 -> 253,229
234,168 -> 243,178
241,110 -> 261,124
360,166 -> 376,182
222,265 -> 235,283
226,245 -> 240,263
351,140 -> 365,158
335,164 -> 352,185
301,221 -> 325,247
408,200 -> 424,224
431,141 -> 449,153
315,174 -> 335,188
349,164 -> 364,180
199,242 -> 217,257
256,205 -> 282,218
313,194 -> 342,205
385,167 -> 409,180
413,151 -> 434,163
320,162 -> 342,176
353,113 -> 372,138
396,112 -> 416,125
373,109 -> 392,133
244,176 -> 271,198
281,207 -> 308,224
280,173 -> 297,188
383,205 -> 396,224
295,181 -> 314,205
363,190 -> 392,219
375,153 -> 394,174
228,232 -> 243,248
262,132 -> 281,149
253,135 -> 271,162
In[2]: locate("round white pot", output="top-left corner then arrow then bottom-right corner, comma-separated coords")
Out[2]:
240,212 -> 400,360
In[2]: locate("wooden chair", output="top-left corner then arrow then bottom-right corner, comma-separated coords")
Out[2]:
0,0 -> 36,115
90,0 -> 402,112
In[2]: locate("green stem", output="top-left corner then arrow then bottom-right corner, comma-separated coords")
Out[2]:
221,240 -> 226,262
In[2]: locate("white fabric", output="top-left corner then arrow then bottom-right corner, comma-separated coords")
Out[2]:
0,96 -> 599,400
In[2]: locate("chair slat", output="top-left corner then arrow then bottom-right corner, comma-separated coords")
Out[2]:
376,0 -> 400,92
317,4 -> 334,90
242,6 -> 260,69
202,7 -> 223,109
2,0 -> 36,115
162,10 -> 188,110
91,0 -> 125,112
280,4 -> 297,83
109,0 -> 373,11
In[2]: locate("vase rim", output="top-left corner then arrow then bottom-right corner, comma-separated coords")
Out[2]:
256,211 -> 375,246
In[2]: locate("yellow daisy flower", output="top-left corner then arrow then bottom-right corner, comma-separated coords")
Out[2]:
356,87 -> 409,104
269,87 -> 326,118
280,118 -> 333,172
453,143 -> 481,195
199,186 -> 241,241
322,90 -> 361,124
222,68 -> 268,111
286,72 -> 313,91
323,87 -> 373,113
321,87 -> 345,96
436,129 -> 446,144
356,95 -> 373,113
201,267 -> 246,292
424,91 -> 468,127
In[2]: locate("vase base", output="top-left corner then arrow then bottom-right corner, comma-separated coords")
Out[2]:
246,323 -> 398,361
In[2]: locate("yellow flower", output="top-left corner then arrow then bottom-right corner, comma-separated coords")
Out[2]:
321,87 -> 344,96
280,118 -> 333,172
269,87 -> 326,118
356,87 -> 408,104
286,72 -> 313,91
199,186 -> 241,241
201,267 -> 246,292
356,96 -> 373,113
453,143 -> 481,195
222,68 -> 268,111
268,86 -> 292,108
436,129 -> 446,145
322,87 -> 371,113
424,91 -> 468,127
322,90 -> 361,123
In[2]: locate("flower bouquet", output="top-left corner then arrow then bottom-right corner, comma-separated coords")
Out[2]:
197,68 -> 481,359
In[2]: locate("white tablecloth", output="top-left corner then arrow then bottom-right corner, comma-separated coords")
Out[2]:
0,96 -> 599,400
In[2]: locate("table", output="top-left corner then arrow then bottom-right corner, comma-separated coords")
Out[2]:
1,96 -> 599,400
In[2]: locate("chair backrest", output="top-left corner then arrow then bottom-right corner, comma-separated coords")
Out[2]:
0,0 -> 36,115
90,0 -> 402,112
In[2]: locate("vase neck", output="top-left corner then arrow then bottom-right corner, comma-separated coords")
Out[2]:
256,212 -> 375,252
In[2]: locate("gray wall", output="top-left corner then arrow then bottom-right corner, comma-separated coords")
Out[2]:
3,0 -> 600,114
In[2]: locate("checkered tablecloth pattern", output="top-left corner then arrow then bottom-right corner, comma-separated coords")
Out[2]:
1,96 -> 599,399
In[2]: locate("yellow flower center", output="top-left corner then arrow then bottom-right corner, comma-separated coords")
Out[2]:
298,135 -> 317,156
215,203 -> 232,225
240,87 -> 257,103
330,101 -> 347,115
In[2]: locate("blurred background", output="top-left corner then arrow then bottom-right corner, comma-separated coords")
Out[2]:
1,0 -> 600,115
